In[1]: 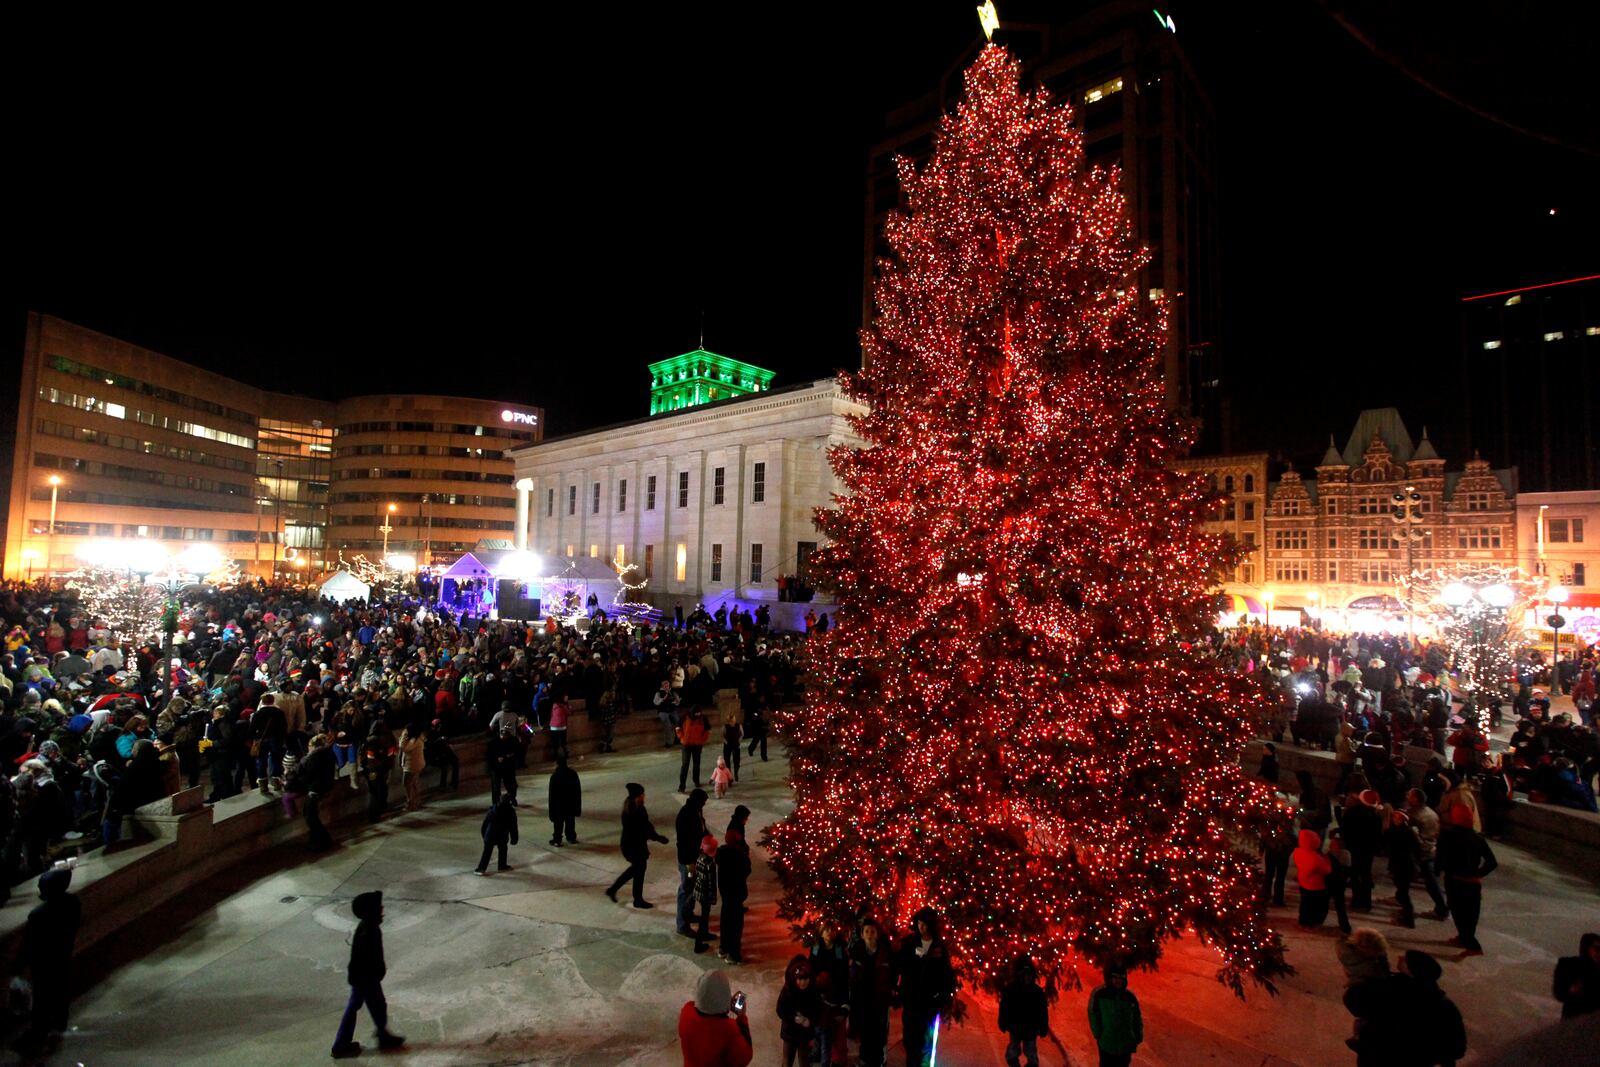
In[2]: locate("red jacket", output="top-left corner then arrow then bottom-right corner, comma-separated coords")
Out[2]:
677,714 -> 711,747
677,1002 -> 752,1067
1292,829 -> 1332,890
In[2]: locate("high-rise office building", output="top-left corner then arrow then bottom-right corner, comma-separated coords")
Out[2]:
1460,274 -> 1600,492
3,313 -> 542,579
864,1 -> 1224,446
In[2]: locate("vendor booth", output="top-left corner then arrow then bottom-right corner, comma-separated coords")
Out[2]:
319,569 -> 371,603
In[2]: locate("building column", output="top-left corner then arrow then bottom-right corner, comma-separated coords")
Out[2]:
515,478 -> 533,550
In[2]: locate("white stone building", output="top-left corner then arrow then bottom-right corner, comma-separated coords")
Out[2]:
507,379 -> 866,609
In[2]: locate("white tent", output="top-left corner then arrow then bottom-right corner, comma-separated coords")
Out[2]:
319,570 -> 371,602
439,552 -> 494,580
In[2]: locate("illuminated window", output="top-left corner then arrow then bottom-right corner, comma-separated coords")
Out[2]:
615,544 -> 625,567
1082,76 -> 1124,103
566,544 -> 574,557
750,543 -> 763,584
1544,331 -> 1565,342
676,543 -> 687,582
1481,340 -> 1501,350
1504,294 -> 1522,306
589,544 -> 599,558
1587,327 -> 1600,336
710,543 -> 723,582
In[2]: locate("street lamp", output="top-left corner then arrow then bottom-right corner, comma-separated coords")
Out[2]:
1262,589 -> 1275,623
1391,484 -> 1426,638
46,475 -> 62,579
380,503 -> 396,558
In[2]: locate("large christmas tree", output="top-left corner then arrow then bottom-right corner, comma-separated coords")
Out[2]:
769,45 -> 1289,996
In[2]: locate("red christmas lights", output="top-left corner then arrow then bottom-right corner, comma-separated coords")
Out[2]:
769,45 -> 1289,997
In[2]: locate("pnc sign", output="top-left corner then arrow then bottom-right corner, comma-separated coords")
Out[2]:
500,409 -> 540,427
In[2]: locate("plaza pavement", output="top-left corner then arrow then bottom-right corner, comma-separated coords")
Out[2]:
12,738 -> 1595,1066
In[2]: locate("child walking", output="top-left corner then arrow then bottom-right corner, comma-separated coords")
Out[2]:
476,794 -> 518,875
710,756 -> 734,799
1086,965 -> 1142,1067
691,833 -> 718,953
776,955 -> 820,1067
999,955 -> 1050,1067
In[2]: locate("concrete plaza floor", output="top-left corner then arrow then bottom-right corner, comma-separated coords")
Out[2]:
14,741 -> 1597,1067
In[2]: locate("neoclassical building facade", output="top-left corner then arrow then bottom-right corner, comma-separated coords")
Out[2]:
507,379 -> 866,607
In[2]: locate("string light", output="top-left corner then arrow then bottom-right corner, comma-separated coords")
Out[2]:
767,44 -> 1289,999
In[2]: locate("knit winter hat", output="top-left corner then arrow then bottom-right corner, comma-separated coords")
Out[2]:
701,834 -> 718,857
626,782 -> 645,798
693,969 -> 732,1014
1404,949 -> 1442,984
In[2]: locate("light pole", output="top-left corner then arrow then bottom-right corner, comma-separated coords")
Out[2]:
380,503 -> 396,559
46,475 -> 62,579
1548,585 -> 1569,691
1391,484 -> 1426,639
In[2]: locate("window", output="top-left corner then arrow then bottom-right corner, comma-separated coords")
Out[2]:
1355,496 -> 1384,515
1549,518 -> 1584,543
1573,563 -> 1586,586
1328,562 -> 1338,581
1242,532 -> 1257,547
711,543 -> 723,582
589,544 -> 599,558
678,471 -> 690,508
713,466 -> 725,505
1457,527 -> 1502,549
1327,498 -> 1339,516
676,543 -> 688,582
752,462 -> 766,503
1482,340 -> 1502,350
1241,564 -> 1255,583
1463,492 -> 1492,511
1505,294 -> 1522,306
1224,476 -> 1234,493
1273,529 -> 1309,550
615,544 -> 626,567
1357,528 -> 1387,550
592,482 -> 601,514
1280,499 -> 1301,516
1243,501 -> 1255,520
1244,474 -> 1255,493
1544,331 -> 1565,342
1082,75 -> 1123,103
1224,501 -> 1236,521
1327,531 -> 1339,549
644,544 -> 654,579
750,543 -> 763,583
1272,561 -> 1310,582
1359,563 -> 1395,584
568,485 -> 576,515
618,479 -> 627,512
647,475 -> 657,510
546,488 -> 554,517
566,544 -> 574,557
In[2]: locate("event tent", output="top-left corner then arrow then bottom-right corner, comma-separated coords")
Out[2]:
319,570 -> 371,602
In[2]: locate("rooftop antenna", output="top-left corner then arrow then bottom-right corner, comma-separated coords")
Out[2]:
699,307 -> 705,351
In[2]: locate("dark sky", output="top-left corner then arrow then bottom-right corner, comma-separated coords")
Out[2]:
5,2 -> 1597,467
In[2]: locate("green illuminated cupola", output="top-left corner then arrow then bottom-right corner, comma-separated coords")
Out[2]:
648,349 -> 775,415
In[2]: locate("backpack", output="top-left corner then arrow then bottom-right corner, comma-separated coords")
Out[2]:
89,724 -> 124,764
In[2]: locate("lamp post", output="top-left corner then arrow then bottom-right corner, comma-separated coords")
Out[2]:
1548,585 -> 1569,692
1262,589 -> 1275,626
380,503 -> 396,559
46,475 -> 62,579
1391,484 -> 1426,639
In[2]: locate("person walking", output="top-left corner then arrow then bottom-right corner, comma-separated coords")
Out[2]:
1405,789 -> 1450,921
677,969 -> 753,1067
691,833 -> 719,954
1086,965 -> 1143,1067
717,827 -> 752,965
547,755 -> 581,846
677,705 -> 711,792
487,724 -> 519,806
676,789 -> 710,937
292,734 -> 337,851
999,955 -> 1051,1067
1438,803 -> 1497,955
476,794 -> 518,875
397,723 -> 426,812
849,916 -> 894,1067
12,868 -> 80,1053
331,890 -> 405,1058
607,782 -> 668,908
894,907 -> 956,1067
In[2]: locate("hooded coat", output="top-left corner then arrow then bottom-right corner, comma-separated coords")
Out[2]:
1292,829 -> 1332,890
347,891 -> 386,986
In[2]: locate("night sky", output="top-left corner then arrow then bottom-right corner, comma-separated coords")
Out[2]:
6,3 -> 1597,468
